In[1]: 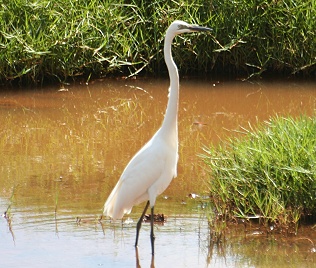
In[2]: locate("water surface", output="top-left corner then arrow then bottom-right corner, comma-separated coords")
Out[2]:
1,79 -> 316,267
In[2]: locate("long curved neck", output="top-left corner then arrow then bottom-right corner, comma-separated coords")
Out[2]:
160,30 -> 179,135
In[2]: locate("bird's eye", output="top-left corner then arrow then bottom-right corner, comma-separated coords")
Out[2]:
177,24 -> 187,30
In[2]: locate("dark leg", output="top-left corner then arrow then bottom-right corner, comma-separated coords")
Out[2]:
135,201 -> 150,247
150,206 -> 155,255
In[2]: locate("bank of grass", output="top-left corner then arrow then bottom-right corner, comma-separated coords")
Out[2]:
0,0 -> 315,85
201,116 -> 316,232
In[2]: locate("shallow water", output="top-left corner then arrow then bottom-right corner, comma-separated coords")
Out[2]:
1,79 -> 316,267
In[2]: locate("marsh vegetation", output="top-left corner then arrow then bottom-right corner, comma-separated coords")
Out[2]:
1,0 -> 315,84
202,116 -> 316,234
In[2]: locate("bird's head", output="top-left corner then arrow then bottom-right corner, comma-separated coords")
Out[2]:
168,20 -> 212,35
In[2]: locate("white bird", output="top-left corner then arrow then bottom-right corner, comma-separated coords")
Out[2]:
103,20 -> 211,255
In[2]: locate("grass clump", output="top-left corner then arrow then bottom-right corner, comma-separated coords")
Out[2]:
201,116 -> 316,231
0,0 -> 213,85
209,0 -> 316,78
0,0 -> 315,85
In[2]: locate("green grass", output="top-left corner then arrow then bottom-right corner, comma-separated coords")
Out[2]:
0,0 -> 315,85
201,116 -> 316,232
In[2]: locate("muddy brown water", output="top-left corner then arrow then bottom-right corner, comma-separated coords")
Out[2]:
1,79 -> 316,267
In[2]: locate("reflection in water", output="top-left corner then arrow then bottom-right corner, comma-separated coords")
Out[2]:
0,79 -> 316,267
2,211 -> 15,244
135,247 -> 155,268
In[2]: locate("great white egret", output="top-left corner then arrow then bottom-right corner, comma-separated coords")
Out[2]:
103,20 -> 211,255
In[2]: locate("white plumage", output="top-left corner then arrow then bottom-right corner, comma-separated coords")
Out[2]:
103,20 -> 211,255
103,128 -> 178,219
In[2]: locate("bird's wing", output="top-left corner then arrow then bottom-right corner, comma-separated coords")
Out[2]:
104,135 -> 177,219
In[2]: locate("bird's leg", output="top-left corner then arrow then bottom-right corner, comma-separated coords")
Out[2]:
150,206 -> 155,255
135,247 -> 141,268
135,201 -> 150,247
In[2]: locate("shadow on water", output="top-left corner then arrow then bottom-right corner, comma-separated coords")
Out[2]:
0,79 -> 316,267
